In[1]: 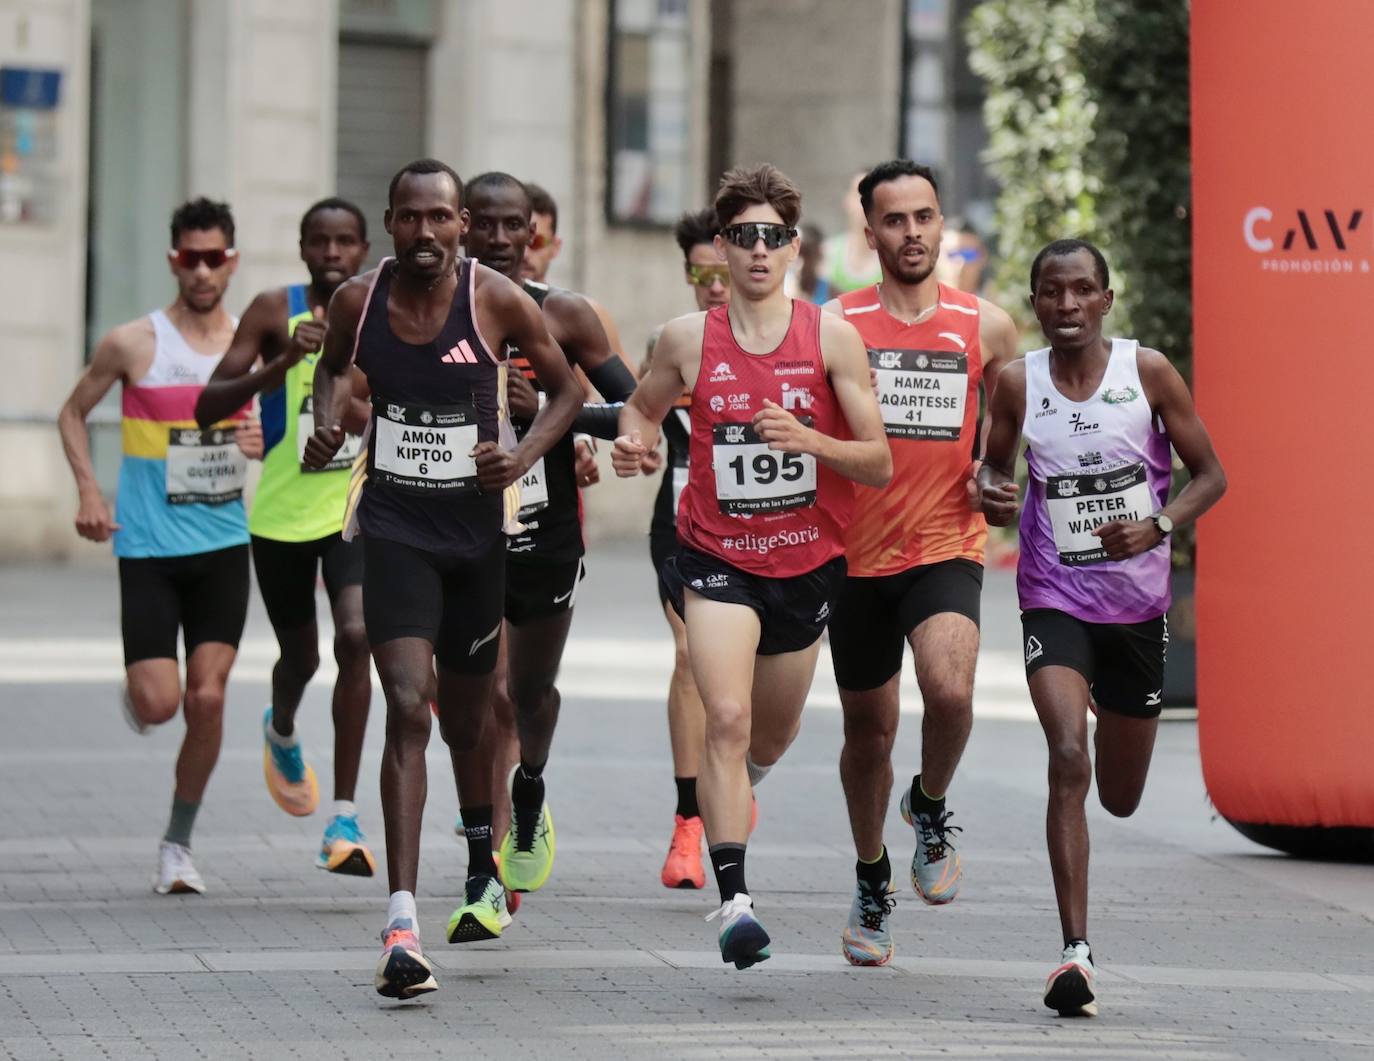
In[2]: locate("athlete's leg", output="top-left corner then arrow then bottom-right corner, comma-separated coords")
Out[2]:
120,557 -> 184,727
326,582 -> 370,803
125,660 -> 182,727
686,594 -> 762,847
486,628 -> 519,842
506,609 -> 574,769
746,638 -> 823,769
436,662 -> 498,811
373,636 -> 437,894
664,600 -> 705,779
909,612 -> 979,796
1029,665 -> 1094,944
838,678 -> 900,861
177,642 -> 237,804
1093,712 -> 1159,817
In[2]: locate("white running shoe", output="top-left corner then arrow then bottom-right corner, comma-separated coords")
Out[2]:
706,893 -> 771,970
154,841 -> 206,895
1043,940 -> 1097,1016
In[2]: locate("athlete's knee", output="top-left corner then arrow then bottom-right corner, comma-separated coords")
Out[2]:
704,697 -> 750,753
510,670 -> 558,717
278,642 -> 321,684
332,620 -> 369,668
842,701 -> 898,756
182,680 -> 226,727
920,684 -> 973,725
384,693 -> 431,745
1047,743 -> 1092,796
1098,783 -> 1143,818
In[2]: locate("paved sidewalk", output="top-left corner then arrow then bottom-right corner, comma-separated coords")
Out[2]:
0,547 -> 1372,1059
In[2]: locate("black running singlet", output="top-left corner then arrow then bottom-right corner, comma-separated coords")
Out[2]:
354,257 -> 505,557
505,280 -> 583,564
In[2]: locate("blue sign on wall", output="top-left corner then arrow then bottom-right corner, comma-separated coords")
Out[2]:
1,68 -> 62,110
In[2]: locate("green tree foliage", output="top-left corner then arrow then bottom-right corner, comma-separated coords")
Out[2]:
966,0 -> 1192,377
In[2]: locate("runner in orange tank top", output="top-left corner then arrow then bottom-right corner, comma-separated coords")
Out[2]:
823,161 -> 1017,967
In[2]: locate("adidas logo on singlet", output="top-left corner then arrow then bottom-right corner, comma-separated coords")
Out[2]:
441,340 -> 479,365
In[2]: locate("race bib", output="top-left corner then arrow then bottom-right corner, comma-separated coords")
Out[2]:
518,456 -> 549,516
165,427 -> 247,505
713,420 -> 816,514
870,348 -> 967,440
371,399 -> 479,495
1046,462 -> 1155,566
297,395 -> 363,473
670,409 -> 690,516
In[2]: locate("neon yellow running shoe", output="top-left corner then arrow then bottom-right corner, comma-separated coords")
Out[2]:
446,874 -> 507,943
498,794 -> 556,893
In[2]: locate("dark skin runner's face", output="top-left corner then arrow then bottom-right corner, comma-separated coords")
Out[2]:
461,184 -> 533,280
1030,249 -> 1114,357
385,171 -> 468,284
301,208 -> 369,297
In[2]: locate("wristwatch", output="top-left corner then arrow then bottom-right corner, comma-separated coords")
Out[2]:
1150,512 -> 1174,537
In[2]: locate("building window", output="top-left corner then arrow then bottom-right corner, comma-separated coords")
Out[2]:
606,0 -> 691,225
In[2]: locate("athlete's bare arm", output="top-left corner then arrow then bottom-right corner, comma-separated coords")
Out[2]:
977,298 -> 1018,414
194,290 -> 291,427
1090,348 -> 1227,560
543,290 -> 637,404
302,274 -> 370,469
753,312 -> 891,488
977,357 -> 1026,526
612,313 -> 701,476
473,268 -> 580,491
57,320 -> 151,541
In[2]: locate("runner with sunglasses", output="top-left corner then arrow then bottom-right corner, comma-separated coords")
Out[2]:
643,207 -> 730,890
58,198 -> 250,896
978,239 -> 1225,1017
303,159 -> 580,999
459,172 -> 638,904
614,164 -> 890,969
195,198 -> 377,876
824,160 -> 1017,966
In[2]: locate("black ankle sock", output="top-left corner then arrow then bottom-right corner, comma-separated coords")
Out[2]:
674,776 -> 699,819
512,761 -> 546,811
708,843 -> 748,903
856,846 -> 891,887
911,774 -> 946,814
461,805 -> 496,878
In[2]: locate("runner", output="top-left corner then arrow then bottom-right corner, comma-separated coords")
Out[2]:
647,207 -> 730,889
614,164 -> 890,968
460,172 -> 637,897
825,160 -> 1017,966
195,197 -> 376,875
977,238 -> 1226,1016
303,159 -> 580,999
57,197 -> 249,896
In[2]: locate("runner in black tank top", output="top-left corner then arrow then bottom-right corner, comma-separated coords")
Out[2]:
459,173 -> 638,896
305,160 -> 581,1000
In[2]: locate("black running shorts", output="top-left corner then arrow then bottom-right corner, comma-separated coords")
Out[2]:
661,546 -> 846,656
829,558 -> 983,691
1021,607 -> 1169,719
363,536 -> 505,674
250,533 -> 364,632
118,544 -> 251,665
504,556 -> 585,627
649,523 -> 678,608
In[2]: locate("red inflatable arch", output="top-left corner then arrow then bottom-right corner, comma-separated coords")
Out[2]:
1192,1 -> 1374,859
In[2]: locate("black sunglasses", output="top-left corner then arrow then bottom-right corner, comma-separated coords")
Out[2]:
721,222 -> 797,251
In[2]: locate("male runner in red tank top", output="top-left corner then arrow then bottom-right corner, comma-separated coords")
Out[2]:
614,164 -> 891,969
825,161 -> 1017,966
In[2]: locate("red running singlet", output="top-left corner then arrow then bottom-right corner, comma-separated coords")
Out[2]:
676,300 -> 853,578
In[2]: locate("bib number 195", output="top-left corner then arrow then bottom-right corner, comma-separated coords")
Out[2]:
713,421 -> 816,514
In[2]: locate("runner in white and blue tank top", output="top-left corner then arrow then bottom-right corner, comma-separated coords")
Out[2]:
978,239 -> 1227,1020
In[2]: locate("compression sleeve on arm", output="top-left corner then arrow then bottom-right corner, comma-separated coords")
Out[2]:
584,357 -> 637,404
572,402 -> 624,440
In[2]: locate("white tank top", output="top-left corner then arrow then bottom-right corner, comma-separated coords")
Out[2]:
142,309 -> 233,386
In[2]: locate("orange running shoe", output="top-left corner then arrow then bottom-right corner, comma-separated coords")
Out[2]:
661,815 -> 706,889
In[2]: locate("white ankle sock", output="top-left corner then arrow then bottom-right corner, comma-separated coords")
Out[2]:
746,754 -> 772,787
264,707 -> 298,747
387,890 -> 417,927
333,800 -> 357,820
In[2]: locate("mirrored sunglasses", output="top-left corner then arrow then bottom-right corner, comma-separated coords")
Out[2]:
685,263 -> 731,288
721,222 -> 797,251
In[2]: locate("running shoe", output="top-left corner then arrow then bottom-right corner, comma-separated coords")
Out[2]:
706,893 -> 771,970
661,814 -> 706,889
316,814 -> 376,876
899,786 -> 963,904
261,706 -> 319,817
840,878 -> 896,967
121,685 -> 150,736
1044,941 -> 1097,1016
492,853 -> 520,919
375,919 -> 437,1000
498,778 -> 555,893
154,841 -> 205,895
446,874 -> 508,943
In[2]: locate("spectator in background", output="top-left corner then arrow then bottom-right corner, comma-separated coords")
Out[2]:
820,172 -> 882,295
936,217 -> 988,294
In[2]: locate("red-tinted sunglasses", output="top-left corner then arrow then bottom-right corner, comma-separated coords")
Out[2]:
168,248 -> 237,269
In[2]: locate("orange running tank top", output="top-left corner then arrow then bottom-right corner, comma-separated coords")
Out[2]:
838,283 -> 987,576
